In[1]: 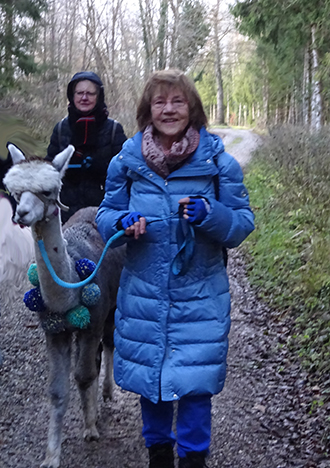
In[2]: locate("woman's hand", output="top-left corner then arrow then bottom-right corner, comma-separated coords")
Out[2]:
119,212 -> 147,239
178,197 -> 209,224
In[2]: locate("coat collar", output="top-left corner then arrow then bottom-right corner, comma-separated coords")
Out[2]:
122,127 -> 223,180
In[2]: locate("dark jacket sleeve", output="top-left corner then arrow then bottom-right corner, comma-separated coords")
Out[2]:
45,122 -> 61,162
111,121 -> 127,158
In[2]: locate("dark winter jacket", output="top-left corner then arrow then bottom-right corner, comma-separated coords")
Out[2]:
46,71 -> 127,223
96,127 -> 255,404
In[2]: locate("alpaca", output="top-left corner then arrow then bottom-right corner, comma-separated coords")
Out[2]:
0,194 -> 34,368
0,150 -> 35,315
0,194 -> 34,295
3,144 -> 125,468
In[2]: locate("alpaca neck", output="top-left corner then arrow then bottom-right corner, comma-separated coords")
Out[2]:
32,213 -> 79,313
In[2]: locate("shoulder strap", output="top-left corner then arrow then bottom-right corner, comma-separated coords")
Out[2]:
213,153 -> 220,201
111,120 -> 118,145
57,118 -> 64,148
213,152 -> 228,267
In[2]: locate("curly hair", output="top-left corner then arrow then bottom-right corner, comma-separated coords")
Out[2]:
136,69 -> 208,131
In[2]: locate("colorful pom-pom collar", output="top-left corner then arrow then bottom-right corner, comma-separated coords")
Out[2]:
24,259 -> 101,334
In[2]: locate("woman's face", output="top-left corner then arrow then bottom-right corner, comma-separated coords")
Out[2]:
151,86 -> 189,148
73,80 -> 98,114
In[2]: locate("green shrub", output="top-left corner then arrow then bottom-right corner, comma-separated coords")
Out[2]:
244,125 -> 330,378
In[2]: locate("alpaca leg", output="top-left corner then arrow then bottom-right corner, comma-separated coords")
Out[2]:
41,332 -> 72,468
75,334 -> 102,441
78,377 -> 100,441
102,307 -> 115,401
102,344 -> 114,402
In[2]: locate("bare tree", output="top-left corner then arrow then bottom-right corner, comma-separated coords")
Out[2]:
212,0 -> 228,125
6,0 -> 221,140
139,0 -> 157,76
303,44 -> 311,126
168,0 -> 182,68
310,24 -> 323,130
157,0 -> 169,69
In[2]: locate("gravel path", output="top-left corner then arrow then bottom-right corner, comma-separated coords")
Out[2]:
211,127 -> 262,167
0,128 -> 328,468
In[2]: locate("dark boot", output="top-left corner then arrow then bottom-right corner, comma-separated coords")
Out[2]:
148,443 -> 175,468
178,451 -> 209,468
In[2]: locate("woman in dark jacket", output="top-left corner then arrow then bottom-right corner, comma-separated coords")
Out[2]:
46,71 -> 127,223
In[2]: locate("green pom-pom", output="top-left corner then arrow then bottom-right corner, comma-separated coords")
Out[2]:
27,264 -> 39,286
66,305 -> 90,329
81,283 -> 101,306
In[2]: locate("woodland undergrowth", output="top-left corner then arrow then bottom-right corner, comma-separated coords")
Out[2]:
244,125 -> 330,407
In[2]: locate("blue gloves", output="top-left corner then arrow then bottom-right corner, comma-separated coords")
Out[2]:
119,212 -> 142,230
185,197 -> 209,224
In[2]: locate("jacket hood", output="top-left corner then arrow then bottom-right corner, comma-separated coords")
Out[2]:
67,71 -> 105,105
207,129 -> 224,155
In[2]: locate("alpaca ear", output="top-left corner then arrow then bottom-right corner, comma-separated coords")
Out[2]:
52,145 -> 75,176
7,143 -> 26,164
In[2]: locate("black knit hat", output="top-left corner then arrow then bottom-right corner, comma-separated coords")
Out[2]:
67,71 -> 105,106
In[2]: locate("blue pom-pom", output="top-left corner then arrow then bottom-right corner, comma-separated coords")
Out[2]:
81,283 -> 101,306
24,287 -> 45,312
75,258 -> 96,280
66,305 -> 90,329
27,264 -> 39,286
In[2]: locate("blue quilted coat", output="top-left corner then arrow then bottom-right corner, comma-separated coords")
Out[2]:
96,127 -> 255,404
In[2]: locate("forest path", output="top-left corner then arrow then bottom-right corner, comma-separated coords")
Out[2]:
0,128 -> 327,468
212,126 -> 262,166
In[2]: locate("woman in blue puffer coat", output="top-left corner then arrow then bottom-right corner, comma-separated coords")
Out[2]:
96,69 -> 255,468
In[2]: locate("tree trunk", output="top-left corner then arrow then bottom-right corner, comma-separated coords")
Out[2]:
4,0 -> 14,86
302,44 -> 311,126
310,24 -> 323,129
213,0 -> 225,125
157,0 -> 168,69
262,70 -> 268,126
168,0 -> 182,68
139,0 -> 157,76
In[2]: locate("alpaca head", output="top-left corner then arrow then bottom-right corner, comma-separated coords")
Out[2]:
3,144 -> 75,227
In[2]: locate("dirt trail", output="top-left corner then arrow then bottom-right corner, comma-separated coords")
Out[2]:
211,127 -> 262,167
0,128 -> 328,468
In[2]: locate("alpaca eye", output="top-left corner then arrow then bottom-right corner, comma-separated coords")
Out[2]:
42,191 -> 51,197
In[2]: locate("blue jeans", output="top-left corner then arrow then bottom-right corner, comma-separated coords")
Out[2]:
140,395 -> 212,458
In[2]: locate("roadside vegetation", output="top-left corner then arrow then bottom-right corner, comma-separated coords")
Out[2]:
243,125 -> 330,405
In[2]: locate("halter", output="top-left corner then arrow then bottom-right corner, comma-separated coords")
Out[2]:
33,193 -> 69,223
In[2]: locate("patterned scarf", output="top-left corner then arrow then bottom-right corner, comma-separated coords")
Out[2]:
142,125 -> 200,178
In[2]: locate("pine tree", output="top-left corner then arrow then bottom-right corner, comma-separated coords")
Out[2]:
0,0 -> 47,88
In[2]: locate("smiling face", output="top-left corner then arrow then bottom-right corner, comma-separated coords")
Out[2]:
73,80 -> 99,114
151,86 -> 189,150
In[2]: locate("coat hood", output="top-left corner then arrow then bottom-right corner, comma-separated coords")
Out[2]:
67,71 -> 105,106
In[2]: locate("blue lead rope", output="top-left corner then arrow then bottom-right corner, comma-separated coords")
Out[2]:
38,210 -> 195,288
171,207 -> 195,276
37,229 -> 125,289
